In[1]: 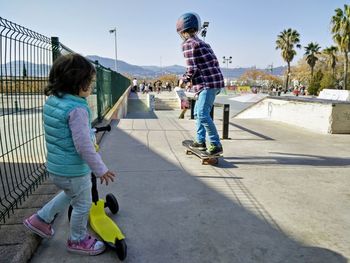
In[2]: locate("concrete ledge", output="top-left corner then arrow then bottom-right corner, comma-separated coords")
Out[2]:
95,86 -> 131,143
318,89 -> 350,101
104,86 -> 131,121
0,180 -> 59,263
235,96 -> 350,134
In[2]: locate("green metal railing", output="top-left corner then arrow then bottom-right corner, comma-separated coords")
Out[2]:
94,61 -> 130,122
0,17 -> 130,223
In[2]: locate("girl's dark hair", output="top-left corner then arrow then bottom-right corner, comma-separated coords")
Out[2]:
45,53 -> 96,97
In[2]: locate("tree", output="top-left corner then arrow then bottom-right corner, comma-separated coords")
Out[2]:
238,69 -> 282,87
238,69 -> 266,83
22,63 -> 27,78
157,74 -> 178,86
290,59 -> 308,85
308,70 -> 323,95
323,46 -> 338,80
331,4 -> 350,90
276,28 -> 301,91
320,72 -> 336,91
304,42 -> 321,79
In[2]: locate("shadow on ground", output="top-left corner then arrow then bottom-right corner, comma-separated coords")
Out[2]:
29,105 -> 348,263
87,125 -> 347,262
225,152 -> 350,167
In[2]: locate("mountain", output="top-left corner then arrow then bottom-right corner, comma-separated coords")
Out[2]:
87,55 -> 286,79
0,61 -> 50,77
87,56 -> 189,77
87,55 -> 156,77
1,55 -> 287,79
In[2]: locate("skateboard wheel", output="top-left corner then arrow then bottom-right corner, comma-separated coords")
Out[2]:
185,150 -> 192,155
202,158 -> 218,165
106,194 -> 119,214
115,238 -> 127,261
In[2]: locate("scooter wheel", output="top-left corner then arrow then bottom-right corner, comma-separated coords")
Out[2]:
68,205 -> 73,222
115,238 -> 127,261
106,193 -> 119,214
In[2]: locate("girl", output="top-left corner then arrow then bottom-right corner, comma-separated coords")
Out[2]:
24,53 -> 115,256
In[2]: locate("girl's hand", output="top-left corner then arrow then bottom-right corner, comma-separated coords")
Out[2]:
100,171 -> 116,185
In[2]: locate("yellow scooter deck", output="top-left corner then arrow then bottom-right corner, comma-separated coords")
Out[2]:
89,199 -> 125,245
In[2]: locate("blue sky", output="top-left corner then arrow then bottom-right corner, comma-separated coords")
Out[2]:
1,0 -> 347,68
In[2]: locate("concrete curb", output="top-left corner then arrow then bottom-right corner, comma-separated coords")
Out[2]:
10,235 -> 41,263
0,181 -> 58,263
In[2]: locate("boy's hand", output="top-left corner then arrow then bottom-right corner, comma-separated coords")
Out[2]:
179,79 -> 185,88
100,171 -> 116,185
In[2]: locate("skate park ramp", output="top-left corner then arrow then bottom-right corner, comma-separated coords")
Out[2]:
127,92 -> 157,119
234,96 -> 350,134
229,93 -> 267,103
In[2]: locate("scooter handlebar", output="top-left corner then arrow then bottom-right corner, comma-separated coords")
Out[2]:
93,124 -> 111,133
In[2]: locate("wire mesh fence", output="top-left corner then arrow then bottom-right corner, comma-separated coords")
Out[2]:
0,17 -> 130,223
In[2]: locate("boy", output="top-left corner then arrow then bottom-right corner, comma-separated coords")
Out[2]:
176,12 -> 224,155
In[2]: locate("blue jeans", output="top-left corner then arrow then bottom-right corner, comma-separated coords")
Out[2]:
37,174 -> 92,241
194,88 -> 221,146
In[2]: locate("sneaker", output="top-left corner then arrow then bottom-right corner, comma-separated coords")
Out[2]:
189,141 -> 207,151
206,144 -> 223,156
67,234 -> 105,256
23,214 -> 54,238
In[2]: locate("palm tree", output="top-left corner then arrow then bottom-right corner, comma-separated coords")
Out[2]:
304,42 -> 321,79
331,4 -> 350,90
323,46 -> 338,80
276,28 -> 301,90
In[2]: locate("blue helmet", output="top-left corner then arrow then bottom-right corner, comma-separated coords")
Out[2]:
176,12 -> 201,34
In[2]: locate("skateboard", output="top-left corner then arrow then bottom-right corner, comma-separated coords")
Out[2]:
182,140 -> 221,165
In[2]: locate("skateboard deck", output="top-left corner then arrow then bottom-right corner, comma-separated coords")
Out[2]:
182,140 -> 221,165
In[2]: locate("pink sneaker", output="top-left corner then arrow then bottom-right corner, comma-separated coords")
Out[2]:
67,234 -> 105,255
23,214 -> 54,238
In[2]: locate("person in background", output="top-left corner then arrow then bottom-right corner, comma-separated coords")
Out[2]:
157,82 -> 162,94
139,82 -> 144,93
143,82 -> 150,93
166,82 -> 172,92
176,12 -> 224,155
174,81 -> 190,119
132,78 -> 138,92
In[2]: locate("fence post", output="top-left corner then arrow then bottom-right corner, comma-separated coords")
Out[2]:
51,36 -> 60,62
190,99 -> 195,119
222,104 -> 230,139
95,60 -> 102,122
147,94 -> 155,111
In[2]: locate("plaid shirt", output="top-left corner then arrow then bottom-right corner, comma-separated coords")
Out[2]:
181,36 -> 224,93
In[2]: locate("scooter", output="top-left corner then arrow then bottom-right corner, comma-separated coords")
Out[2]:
68,124 -> 127,261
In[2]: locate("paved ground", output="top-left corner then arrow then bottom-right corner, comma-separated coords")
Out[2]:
2,92 -> 350,263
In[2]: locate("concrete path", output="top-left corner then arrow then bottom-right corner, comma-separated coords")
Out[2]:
27,94 -> 350,262
0,92 -> 350,263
